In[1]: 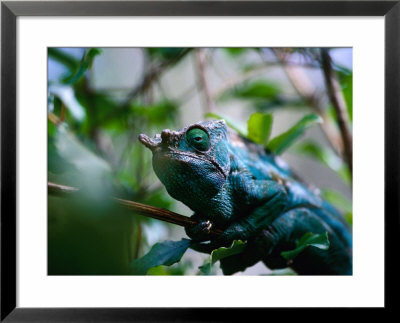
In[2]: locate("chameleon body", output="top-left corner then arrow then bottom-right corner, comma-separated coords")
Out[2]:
139,120 -> 352,275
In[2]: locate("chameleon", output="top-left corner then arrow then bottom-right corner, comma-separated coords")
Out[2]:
138,120 -> 352,275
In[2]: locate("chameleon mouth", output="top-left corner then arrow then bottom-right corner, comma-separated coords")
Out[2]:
170,151 -> 228,179
139,133 -> 228,179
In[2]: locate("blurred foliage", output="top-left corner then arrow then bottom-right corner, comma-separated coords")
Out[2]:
219,80 -> 280,102
294,141 -> 351,185
322,189 -> 353,225
48,47 -> 352,276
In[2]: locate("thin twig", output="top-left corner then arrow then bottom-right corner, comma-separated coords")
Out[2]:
48,182 -> 79,195
321,49 -> 353,174
48,112 -> 61,125
271,49 -> 344,158
195,49 -> 216,112
48,181 -> 223,237
212,61 -> 324,100
122,48 -> 191,106
212,66 -> 267,100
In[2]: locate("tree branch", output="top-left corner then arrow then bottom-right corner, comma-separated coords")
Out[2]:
271,49 -> 344,158
321,49 -> 353,174
48,181 -> 223,237
122,48 -> 191,107
195,48 -> 216,112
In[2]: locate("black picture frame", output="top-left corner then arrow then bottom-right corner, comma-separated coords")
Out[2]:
1,1 -> 398,321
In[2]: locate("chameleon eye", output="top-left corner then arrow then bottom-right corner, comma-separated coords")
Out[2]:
186,128 -> 210,151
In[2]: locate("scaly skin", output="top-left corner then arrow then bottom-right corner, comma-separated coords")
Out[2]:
139,120 -> 352,275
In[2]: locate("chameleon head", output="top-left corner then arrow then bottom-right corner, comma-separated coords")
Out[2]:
138,120 -> 230,208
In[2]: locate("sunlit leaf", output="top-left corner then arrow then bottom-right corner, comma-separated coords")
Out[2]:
130,239 -> 191,275
247,112 -> 273,146
268,113 -> 322,155
199,240 -> 246,274
281,232 -> 330,260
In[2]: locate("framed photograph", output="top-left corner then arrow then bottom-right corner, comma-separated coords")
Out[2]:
1,1 -> 398,320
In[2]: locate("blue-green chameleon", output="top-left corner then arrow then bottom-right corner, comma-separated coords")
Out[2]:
139,120 -> 352,275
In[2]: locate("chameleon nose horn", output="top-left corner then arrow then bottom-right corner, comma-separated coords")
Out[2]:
138,134 -> 159,150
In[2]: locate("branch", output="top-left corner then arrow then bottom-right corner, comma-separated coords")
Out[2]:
271,49 -> 344,158
212,61 -> 324,100
48,181 -> 223,237
122,48 -> 191,106
195,48 -> 216,112
321,49 -> 353,174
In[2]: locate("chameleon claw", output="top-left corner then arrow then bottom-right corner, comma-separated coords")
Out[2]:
205,220 -> 212,234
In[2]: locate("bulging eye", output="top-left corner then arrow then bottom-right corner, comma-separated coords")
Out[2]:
186,128 -> 210,151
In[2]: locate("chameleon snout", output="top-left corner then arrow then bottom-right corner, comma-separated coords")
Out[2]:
138,134 -> 160,150
139,130 -> 179,150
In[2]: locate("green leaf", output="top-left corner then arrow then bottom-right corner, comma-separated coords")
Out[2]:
224,48 -> 247,56
63,48 -> 102,84
281,232 -> 330,260
294,140 -> 351,184
131,101 -> 178,125
205,112 -> 247,137
199,240 -> 246,274
232,80 -> 280,100
268,113 -> 322,155
247,112 -> 273,146
130,239 -> 191,275
210,240 -> 246,264
322,189 -> 353,225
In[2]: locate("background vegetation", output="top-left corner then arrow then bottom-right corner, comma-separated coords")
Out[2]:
48,47 -> 352,275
